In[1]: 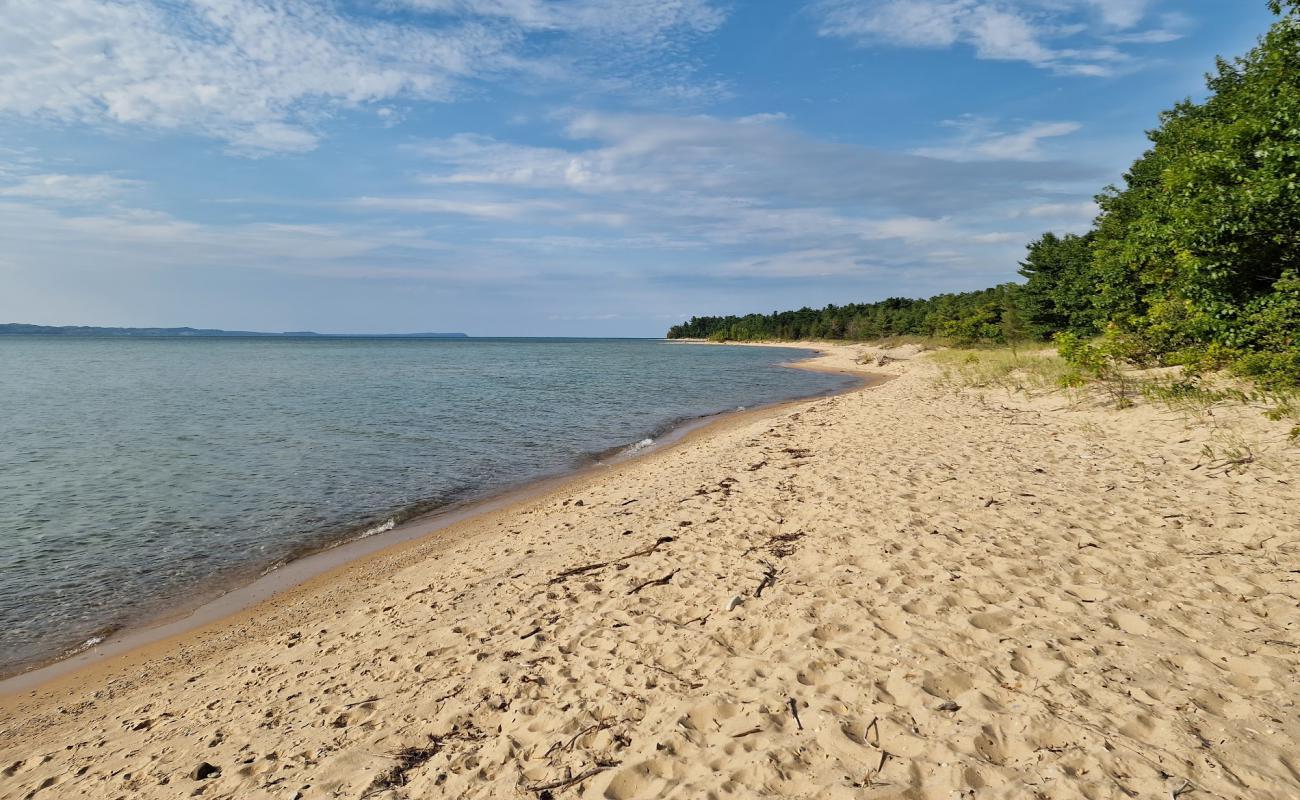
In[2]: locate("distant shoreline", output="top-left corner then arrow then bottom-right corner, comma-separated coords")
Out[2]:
0,323 -> 468,338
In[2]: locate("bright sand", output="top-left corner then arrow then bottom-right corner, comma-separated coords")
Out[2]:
2,344 -> 1298,799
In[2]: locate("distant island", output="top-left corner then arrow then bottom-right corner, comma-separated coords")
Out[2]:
0,323 -> 468,339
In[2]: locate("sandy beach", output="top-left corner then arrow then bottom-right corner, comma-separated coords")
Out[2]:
3,344 -> 1298,800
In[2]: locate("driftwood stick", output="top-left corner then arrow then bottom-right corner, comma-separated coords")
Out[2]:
629,569 -> 680,595
787,697 -> 803,731
545,720 -> 613,757
755,562 -> 778,598
343,696 -> 381,709
528,761 -> 620,794
551,537 -> 675,584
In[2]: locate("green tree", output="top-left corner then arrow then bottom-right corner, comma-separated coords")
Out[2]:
1087,0 -> 1300,381
1017,232 -> 1100,338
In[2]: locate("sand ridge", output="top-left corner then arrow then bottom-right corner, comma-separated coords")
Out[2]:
2,344 -> 1298,799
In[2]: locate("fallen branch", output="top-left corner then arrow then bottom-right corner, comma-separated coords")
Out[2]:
628,569 -> 680,595
545,720 -> 614,757
867,750 -> 891,785
754,562 -> 778,598
528,761 -> 620,795
550,537 -> 675,584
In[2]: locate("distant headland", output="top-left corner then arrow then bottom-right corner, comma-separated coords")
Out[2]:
0,323 -> 468,339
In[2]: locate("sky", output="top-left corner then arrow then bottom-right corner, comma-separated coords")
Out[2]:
0,0 -> 1282,336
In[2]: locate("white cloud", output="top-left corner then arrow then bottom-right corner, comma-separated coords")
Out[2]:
972,231 -> 1021,243
416,110 -> 1100,208
378,111 -> 1104,285
354,195 -> 557,220
812,0 -> 1165,75
0,109 -> 1103,310
0,172 -> 143,203
0,0 -> 727,155
393,0 -> 726,46
1085,0 -> 1150,29
915,117 -> 1082,161
1019,200 -> 1100,229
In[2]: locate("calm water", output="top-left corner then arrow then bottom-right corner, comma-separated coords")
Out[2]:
0,337 -> 850,674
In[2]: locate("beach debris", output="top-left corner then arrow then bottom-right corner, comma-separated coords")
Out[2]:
545,719 -> 615,757
362,739 -> 443,797
189,762 -> 221,781
865,717 -> 881,747
628,569 -> 680,595
726,595 -> 745,611
937,700 -> 962,712
1169,778 -> 1194,800
743,530 -> 806,558
787,697 -> 804,731
550,536 -> 674,584
754,562 -> 779,597
528,760 -> 621,797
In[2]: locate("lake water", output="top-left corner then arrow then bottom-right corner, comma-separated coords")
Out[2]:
0,337 -> 851,675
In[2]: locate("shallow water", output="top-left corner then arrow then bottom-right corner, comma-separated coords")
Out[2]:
0,337 -> 850,674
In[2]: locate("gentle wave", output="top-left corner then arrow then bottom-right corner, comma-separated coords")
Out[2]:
622,437 -> 656,455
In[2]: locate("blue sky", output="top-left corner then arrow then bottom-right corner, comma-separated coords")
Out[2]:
0,0 -> 1281,336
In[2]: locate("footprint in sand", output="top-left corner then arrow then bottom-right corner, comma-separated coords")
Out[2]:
1107,611 -> 1154,636
968,611 -> 1013,633
1009,647 -> 1068,680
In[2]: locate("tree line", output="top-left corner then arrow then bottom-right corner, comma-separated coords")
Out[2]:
669,1 -> 1300,388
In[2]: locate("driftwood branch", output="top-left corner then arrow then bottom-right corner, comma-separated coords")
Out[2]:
550,537 -> 675,584
528,761 -> 620,795
755,562 -> 779,598
544,720 -> 613,757
629,569 -> 680,595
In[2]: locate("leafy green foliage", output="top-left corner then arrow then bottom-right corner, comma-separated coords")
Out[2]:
1017,232 -> 1101,338
667,285 -> 1022,344
1085,5 -> 1300,384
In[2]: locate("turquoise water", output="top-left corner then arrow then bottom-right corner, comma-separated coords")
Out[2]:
0,337 -> 851,674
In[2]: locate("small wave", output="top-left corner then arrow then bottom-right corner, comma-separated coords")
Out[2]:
358,518 -> 396,539
62,635 -> 105,658
259,559 -> 289,577
623,437 -> 655,456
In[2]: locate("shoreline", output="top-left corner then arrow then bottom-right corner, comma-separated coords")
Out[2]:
0,344 -> 866,699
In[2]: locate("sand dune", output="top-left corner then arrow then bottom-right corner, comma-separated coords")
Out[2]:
2,344 -> 1298,799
